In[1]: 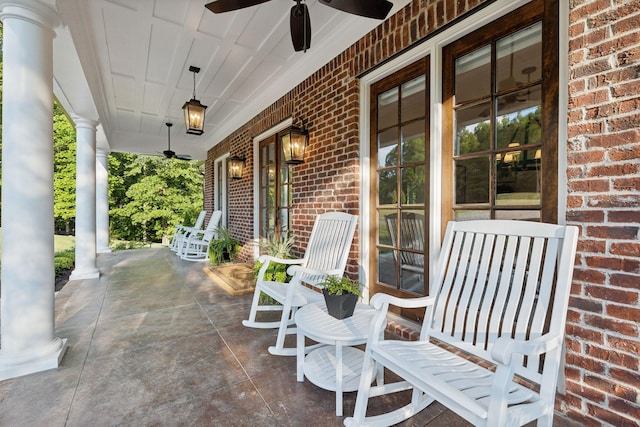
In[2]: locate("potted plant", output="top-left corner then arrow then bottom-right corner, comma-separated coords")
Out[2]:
253,232 -> 296,305
208,226 -> 240,266
319,275 -> 363,320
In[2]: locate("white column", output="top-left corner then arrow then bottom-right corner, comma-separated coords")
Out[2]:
96,149 -> 111,253
0,0 -> 66,380
70,116 -> 100,280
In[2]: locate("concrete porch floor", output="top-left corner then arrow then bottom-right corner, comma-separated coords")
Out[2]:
0,248 -> 562,426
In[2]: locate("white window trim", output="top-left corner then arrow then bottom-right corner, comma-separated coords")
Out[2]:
252,117 -> 294,259
358,0 -> 542,301
214,153 -> 230,228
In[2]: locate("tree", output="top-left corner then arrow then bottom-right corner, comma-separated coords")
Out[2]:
53,103 -> 77,233
109,153 -> 203,243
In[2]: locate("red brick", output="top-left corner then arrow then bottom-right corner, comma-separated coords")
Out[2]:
566,323 -> 605,345
587,129 -> 640,148
609,143 -> 640,162
610,242 -> 640,257
584,372 -> 638,400
608,335 -> 640,355
576,239 -> 607,254
587,194 -> 640,208
566,378 -> 607,402
609,367 -> 640,386
586,284 -> 638,304
608,398 -> 640,425
607,303 -> 640,322
570,295 -> 604,313
584,314 -> 638,337
612,177 -> 640,192
586,162 -> 638,177
568,179 -> 610,192
567,210 -> 605,223
587,402 -> 640,427
585,225 -> 639,239
609,210 -> 640,223
610,273 -> 640,288
586,255 -> 640,273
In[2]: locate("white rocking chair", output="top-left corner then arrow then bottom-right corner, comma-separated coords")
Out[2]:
345,220 -> 579,427
178,210 -> 222,261
243,211 -> 358,356
170,210 -> 206,252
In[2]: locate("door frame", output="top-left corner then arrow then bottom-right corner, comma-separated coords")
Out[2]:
357,0 -> 568,302
214,153 -> 230,228
252,117 -> 293,259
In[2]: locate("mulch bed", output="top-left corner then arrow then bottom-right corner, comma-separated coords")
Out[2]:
55,268 -> 73,292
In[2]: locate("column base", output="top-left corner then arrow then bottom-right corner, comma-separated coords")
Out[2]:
69,268 -> 100,280
97,247 -> 112,254
0,337 -> 68,381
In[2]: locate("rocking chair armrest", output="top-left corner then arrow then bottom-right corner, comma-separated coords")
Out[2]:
370,293 -> 436,310
491,333 -> 563,365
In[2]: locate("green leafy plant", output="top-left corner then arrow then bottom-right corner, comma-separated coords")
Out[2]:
54,248 -> 75,276
253,232 -> 296,282
319,275 -> 362,297
208,226 -> 240,266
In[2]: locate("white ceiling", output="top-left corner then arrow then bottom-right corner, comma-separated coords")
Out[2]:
52,0 -> 411,159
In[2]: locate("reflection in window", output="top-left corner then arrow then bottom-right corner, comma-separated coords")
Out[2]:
452,22 -> 543,220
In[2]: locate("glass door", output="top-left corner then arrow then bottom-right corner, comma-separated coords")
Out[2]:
370,58 -> 430,308
258,134 -> 292,239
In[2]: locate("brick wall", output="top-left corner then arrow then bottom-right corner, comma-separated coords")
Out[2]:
206,0 -> 484,268
565,1 -> 640,425
205,0 -> 640,424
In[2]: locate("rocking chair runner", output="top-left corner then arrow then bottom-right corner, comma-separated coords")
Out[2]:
178,210 -> 222,261
243,211 -> 358,356
345,220 -> 579,427
170,210 -> 206,252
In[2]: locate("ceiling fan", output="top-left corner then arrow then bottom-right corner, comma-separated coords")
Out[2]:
162,123 -> 191,161
205,0 -> 394,52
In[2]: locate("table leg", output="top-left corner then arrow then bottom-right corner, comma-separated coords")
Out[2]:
336,342 -> 343,416
297,329 -> 304,382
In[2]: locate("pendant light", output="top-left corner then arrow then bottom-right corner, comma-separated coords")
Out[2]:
182,66 -> 207,135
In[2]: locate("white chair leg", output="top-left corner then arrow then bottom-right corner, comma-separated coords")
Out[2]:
244,288 -> 262,325
268,301 -> 296,356
348,351 -> 377,424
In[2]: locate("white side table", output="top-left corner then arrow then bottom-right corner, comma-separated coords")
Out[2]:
295,301 -> 380,416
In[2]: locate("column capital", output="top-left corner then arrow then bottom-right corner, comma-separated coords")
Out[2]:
0,1 -> 59,32
71,115 -> 99,130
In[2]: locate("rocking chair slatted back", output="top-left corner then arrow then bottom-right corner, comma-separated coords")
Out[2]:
298,211 -> 359,286
427,220 -> 575,384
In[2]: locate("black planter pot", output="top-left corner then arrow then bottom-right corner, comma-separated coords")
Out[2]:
323,289 -> 358,320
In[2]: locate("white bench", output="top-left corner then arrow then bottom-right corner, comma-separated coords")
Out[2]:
345,220 -> 579,427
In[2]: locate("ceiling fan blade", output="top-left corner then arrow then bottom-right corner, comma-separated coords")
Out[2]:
318,0 -> 393,20
290,2 -> 311,52
175,155 -> 192,161
205,0 -> 271,13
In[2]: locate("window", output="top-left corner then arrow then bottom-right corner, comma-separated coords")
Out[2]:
442,0 -> 558,226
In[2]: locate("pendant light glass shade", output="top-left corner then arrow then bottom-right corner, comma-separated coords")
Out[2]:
183,66 -> 207,135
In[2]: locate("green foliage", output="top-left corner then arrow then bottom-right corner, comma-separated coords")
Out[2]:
208,227 -> 240,266
253,232 -> 295,283
253,261 -> 291,283
54,249 -> 75,276
256,232 -> 295,259
109,153 -> 204,243
319,275 -> 362,297
111,240 -> 147,250
53,103 -> 77,233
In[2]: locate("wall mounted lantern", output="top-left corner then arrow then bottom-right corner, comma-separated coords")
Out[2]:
281,119 -> 308,164
182,66 -> 207,135
228,155 -> 245,180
